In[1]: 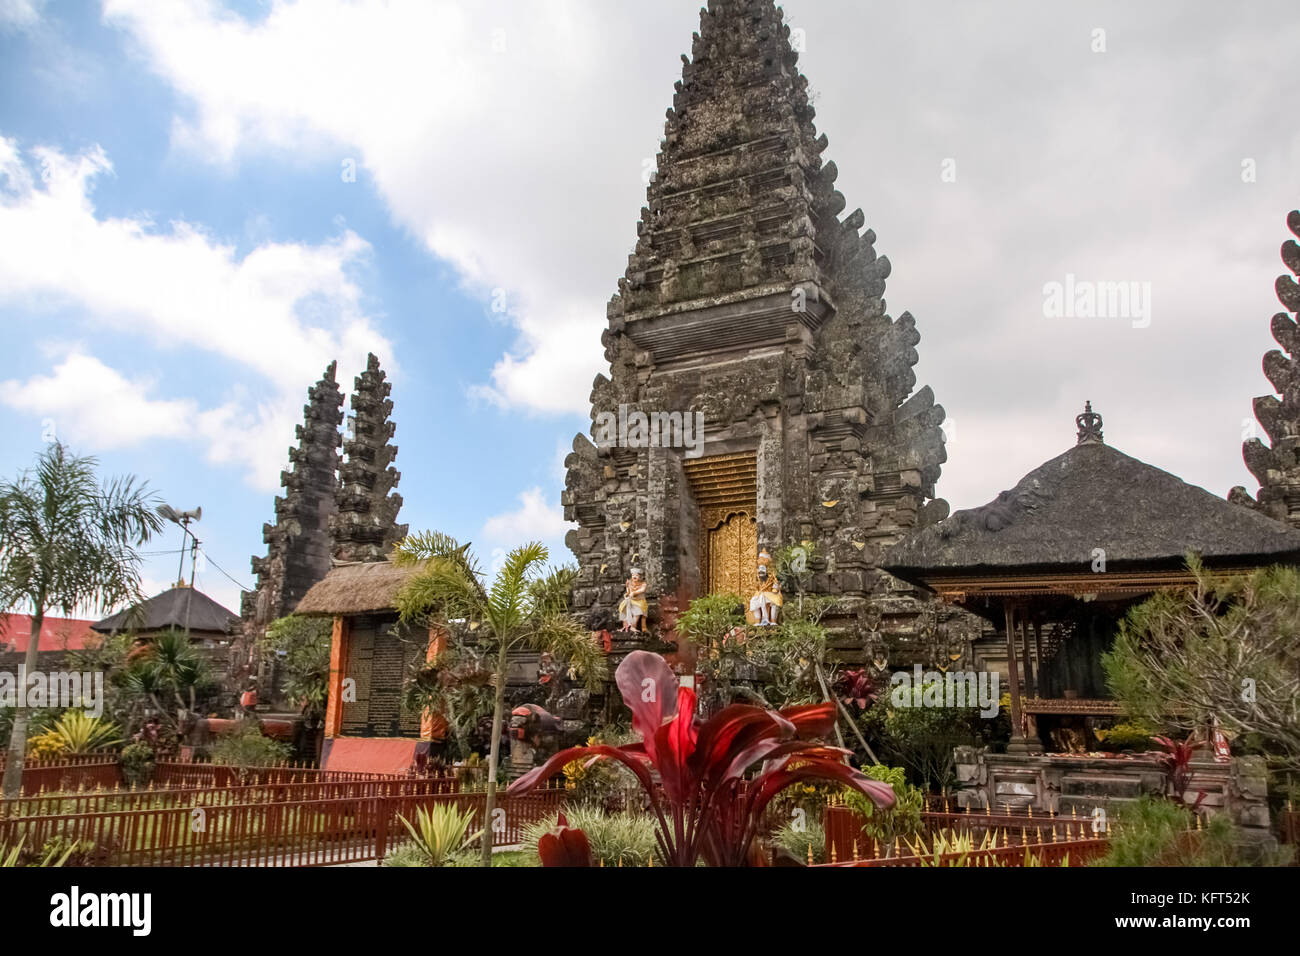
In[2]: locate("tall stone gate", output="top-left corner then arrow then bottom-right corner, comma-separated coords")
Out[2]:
563,0 -> 950,652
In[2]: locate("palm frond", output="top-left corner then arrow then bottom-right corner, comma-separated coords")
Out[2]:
485,541 -> 547,638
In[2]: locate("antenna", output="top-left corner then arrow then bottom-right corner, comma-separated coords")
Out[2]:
157,504 -> 203,587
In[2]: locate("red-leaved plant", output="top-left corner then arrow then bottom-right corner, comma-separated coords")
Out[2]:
508,650 -> 895,866
1150,735 -> 1206,808
536,812 -> 595,867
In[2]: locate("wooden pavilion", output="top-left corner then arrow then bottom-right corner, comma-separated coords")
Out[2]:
884,404 -> 1300,753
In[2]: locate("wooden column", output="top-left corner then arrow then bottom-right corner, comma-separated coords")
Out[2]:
1021,612 -> 1036,699
323,615 -> 349,739
1033,620 -> 1044,697
1003,603 -> 1030,751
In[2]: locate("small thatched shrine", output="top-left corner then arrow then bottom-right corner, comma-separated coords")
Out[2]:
294,560 -> 441,772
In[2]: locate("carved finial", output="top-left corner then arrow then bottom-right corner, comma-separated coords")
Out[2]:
1076,401 -> 1104,444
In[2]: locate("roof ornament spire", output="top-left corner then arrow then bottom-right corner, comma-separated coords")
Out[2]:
1076,401 -> 1104,444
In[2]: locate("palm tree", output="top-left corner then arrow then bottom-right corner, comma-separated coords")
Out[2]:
0,443 -> 161,798
122,629 -> 216,732
394,532 -> 605,867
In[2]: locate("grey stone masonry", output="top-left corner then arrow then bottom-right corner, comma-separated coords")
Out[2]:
562,0 -> 951,658
1232,209 -> 1300,528
239,361 -> 343,661
330,353 -> 408,564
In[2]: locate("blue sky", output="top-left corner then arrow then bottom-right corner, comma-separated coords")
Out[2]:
2,0 -> 1299,616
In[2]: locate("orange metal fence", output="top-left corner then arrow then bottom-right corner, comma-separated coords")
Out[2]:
824,804 -> 1110,864
0,783 -> 565,866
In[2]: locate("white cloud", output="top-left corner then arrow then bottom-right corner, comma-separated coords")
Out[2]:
1,352 -> 198,447
482,486 -> 572,545
102,0 -> 700,416
0,136 -> 391,488
96,0 -> 1300,511
0,0 -> 43,30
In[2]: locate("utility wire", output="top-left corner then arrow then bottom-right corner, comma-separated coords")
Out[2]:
200,552 -> 253,593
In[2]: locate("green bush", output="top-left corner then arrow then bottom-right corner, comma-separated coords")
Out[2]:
773,818 -> 826,864
1095,721 -> 1156,752
522,805 -> 659,867
862,684 -> 1004,792
118,741 -> 156,787
392,803 -> 479,867
210,723 -> 291,769
843,765 -> 925,848
1096,796 -> 1291,867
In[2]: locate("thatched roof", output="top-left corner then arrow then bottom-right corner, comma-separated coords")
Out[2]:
294,560 -> 418,616
885,439 -> 1300,582
93,585 -> 239,635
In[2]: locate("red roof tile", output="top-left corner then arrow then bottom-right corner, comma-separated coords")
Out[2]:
0,614 -> 99,653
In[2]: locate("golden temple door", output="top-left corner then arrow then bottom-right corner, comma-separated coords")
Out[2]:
685,452 -> 760,600
703,510 -> 758,597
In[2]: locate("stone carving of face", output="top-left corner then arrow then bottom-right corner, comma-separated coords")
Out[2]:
757,565 -> 768,582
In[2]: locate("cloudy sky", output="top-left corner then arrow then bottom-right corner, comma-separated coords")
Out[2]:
1,0 -> 1297,616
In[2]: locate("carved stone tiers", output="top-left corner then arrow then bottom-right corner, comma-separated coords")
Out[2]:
564,0 -> 951,657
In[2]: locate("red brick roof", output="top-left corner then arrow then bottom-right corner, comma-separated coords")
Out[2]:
0,614 -> 99,653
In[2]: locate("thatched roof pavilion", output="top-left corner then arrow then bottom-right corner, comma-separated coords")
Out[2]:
92,584 -> 239,644
883,403 -> 1300,751
294,560 -> 420,617
886,413 -> 1300,586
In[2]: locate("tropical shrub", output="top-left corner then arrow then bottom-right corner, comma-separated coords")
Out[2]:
563,726 -> 639,812
389,803 -> 480,867
509,650 -> 895,867
522,805 -> 658,867
25,730 -> 67,759
1,838 -> 75,868
1103,560 -> 1300,770
866,682 -> 1000,792
210,723 -> 290,769
772,817 -> 826,865
1094,720 -> 1157,752
49,711 -> 122,754
1096,796 -> 1291,867
844,765 -> 925,849
118,741 -> 156,787
263,614 -> 333,724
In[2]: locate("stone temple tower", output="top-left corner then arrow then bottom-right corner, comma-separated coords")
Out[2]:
238,362 -> 344,676
1231,209 -> 1300,528
563,0 -> 949,650
330,353 -> 408,563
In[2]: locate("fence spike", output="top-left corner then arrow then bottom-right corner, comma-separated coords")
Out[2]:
830,844 -> 838,864
852,840 -> 859,861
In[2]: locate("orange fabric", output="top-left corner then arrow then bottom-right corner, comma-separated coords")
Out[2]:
420,625 -> 449,742
322,736 -> 420,775
323,616 -> 348,738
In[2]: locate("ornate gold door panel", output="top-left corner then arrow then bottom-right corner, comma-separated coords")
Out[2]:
684,452 -> 759,599
703,510 -> 758,597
